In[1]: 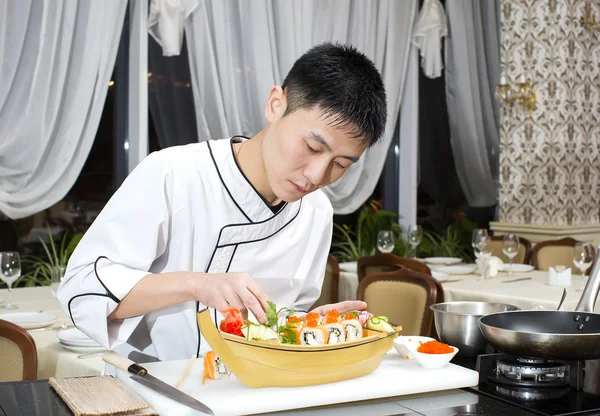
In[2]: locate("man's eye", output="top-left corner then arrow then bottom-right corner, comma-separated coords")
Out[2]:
335,162 -> 347,169
307,144 -> 318,153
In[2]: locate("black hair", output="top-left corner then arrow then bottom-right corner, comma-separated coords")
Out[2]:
281,42 -> 387,147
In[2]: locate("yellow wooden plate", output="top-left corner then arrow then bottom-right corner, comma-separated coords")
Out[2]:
197,308 -> 401,388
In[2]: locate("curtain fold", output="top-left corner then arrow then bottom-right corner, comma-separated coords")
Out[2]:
0,0 -> 127,219
184,0 -> 417,214
444,0 -> 501,207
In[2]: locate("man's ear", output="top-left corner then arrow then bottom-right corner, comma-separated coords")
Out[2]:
264,85 -> 286,123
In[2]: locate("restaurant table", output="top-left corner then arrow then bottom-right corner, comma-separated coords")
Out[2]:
0,287 -> 105,379
0,379 -> 539,416
338,262 -> 600,312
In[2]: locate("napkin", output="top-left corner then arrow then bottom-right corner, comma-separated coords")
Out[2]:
548,266 -> 571,286
476,256 -> 503,278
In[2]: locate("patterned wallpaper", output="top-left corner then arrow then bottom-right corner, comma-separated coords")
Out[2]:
499,0 -> 600,226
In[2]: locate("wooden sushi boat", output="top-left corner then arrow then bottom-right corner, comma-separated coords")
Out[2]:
197,308 -> 401,388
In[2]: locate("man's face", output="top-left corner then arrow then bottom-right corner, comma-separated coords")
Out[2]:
262,99 -> 368,203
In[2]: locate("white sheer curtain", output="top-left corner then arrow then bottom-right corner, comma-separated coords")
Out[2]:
0,0 -> 127,219
444,0 -> 501,207
182,0 -> 417,214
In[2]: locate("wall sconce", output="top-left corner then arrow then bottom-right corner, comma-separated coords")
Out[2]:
580,1 -> 600,31
495,74 -> 537,119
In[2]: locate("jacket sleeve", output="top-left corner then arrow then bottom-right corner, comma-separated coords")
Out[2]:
57,151 -> 174,349
293,201 -> 334,313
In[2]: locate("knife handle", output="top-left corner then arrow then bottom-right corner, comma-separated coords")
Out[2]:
102,351 -> 147,376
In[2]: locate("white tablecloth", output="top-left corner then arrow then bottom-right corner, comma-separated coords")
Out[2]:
0,287 -> 105,379
337,262 -> 599,313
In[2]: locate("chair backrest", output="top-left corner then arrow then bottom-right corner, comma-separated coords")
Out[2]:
490,236 -> 533,264
531,237 -> 595,273
357,253 -> 431,282
311,254 -> 340,309
357,269 -> 439,336
0,319 -> 37,381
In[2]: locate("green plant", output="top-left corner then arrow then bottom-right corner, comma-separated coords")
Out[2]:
331,200 -> 403,262
19,226 -> 83,287
413,213 -> 477,262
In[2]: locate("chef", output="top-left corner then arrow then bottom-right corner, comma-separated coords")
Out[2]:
58,42 -> 388,362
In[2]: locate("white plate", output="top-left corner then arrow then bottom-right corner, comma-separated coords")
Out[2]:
60,343 -> 107,354
431,270 -> 451,281
423,257 -> 463,265
435,265 -> 477,275
0,312 -> 57,329
57,328 -> 101,347
501,264 -> 534,273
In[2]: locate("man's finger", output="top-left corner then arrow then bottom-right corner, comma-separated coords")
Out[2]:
244,294 -> 268,324
247,283 -> 270,313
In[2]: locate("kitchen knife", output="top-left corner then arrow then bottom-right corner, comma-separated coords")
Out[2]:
103,351 -> 213,415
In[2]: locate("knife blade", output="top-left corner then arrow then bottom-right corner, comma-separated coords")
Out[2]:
103,351 -> 213,415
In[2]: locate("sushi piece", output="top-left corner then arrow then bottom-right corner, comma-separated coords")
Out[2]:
323,310 -> 345,344
341,313 -> 363,341
324,322 -> 345,344
299,318 -> 328,345
202,351 -> 230,384
280,315 -> 303,345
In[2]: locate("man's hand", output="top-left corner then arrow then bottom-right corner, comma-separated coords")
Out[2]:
310,300 -> 367,316
193,272 -> 270,324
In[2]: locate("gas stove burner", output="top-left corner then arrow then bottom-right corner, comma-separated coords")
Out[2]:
515,357 -> 549,365
494,385 -> 571,401
491,359 -> 569,388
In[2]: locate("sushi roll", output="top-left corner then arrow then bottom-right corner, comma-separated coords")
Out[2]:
341,313 -> 363,341
299,317 -> 328,345
324,322 -> 346,344
284,315 -> 304,345
202,351 -> 230,384
323,309 -> 345,344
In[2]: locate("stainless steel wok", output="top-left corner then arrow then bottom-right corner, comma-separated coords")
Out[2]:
479,246 -> 600,360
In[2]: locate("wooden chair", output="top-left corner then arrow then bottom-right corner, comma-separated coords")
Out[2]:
531,237 -> 595,274
311,254 -> 340,309
489,235 -> 533,264
357,253 -> 431,282
0,319 -> 38,381
357,269 -> 439,337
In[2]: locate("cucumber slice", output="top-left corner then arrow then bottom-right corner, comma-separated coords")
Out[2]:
366,317 -> 395,333
241,322 -> 278,340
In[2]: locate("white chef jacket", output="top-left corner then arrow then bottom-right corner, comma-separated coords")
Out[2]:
58,137 -> 333,362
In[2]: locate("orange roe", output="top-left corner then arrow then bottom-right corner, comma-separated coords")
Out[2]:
416,340 -> 454,354
325,309 -> 341,324
305,318 -> 320,327
305,312 -> 320,322
287,316 -> 303,324
343,313 -> 357,320
405,355 -> 410,360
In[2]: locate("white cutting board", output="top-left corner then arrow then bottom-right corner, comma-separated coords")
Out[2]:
115,349 -> 479,416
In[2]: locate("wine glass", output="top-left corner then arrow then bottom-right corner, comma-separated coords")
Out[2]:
0,252 -> 21,310
475,236 -> 492,280
50,266 -> 68,328
502,234 -> 520,276
377,230 -> 395,254
573,242 -> 594,290
472,229 -> 489,259
407,225 -> 423,258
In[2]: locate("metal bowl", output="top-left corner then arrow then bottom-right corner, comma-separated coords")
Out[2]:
430,302 -> 520,357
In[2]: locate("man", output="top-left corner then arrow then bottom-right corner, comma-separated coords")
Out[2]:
58,42 -> 387,362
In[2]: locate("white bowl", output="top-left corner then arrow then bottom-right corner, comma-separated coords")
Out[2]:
413,346 -> 459,369
393,336 -> 435,359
